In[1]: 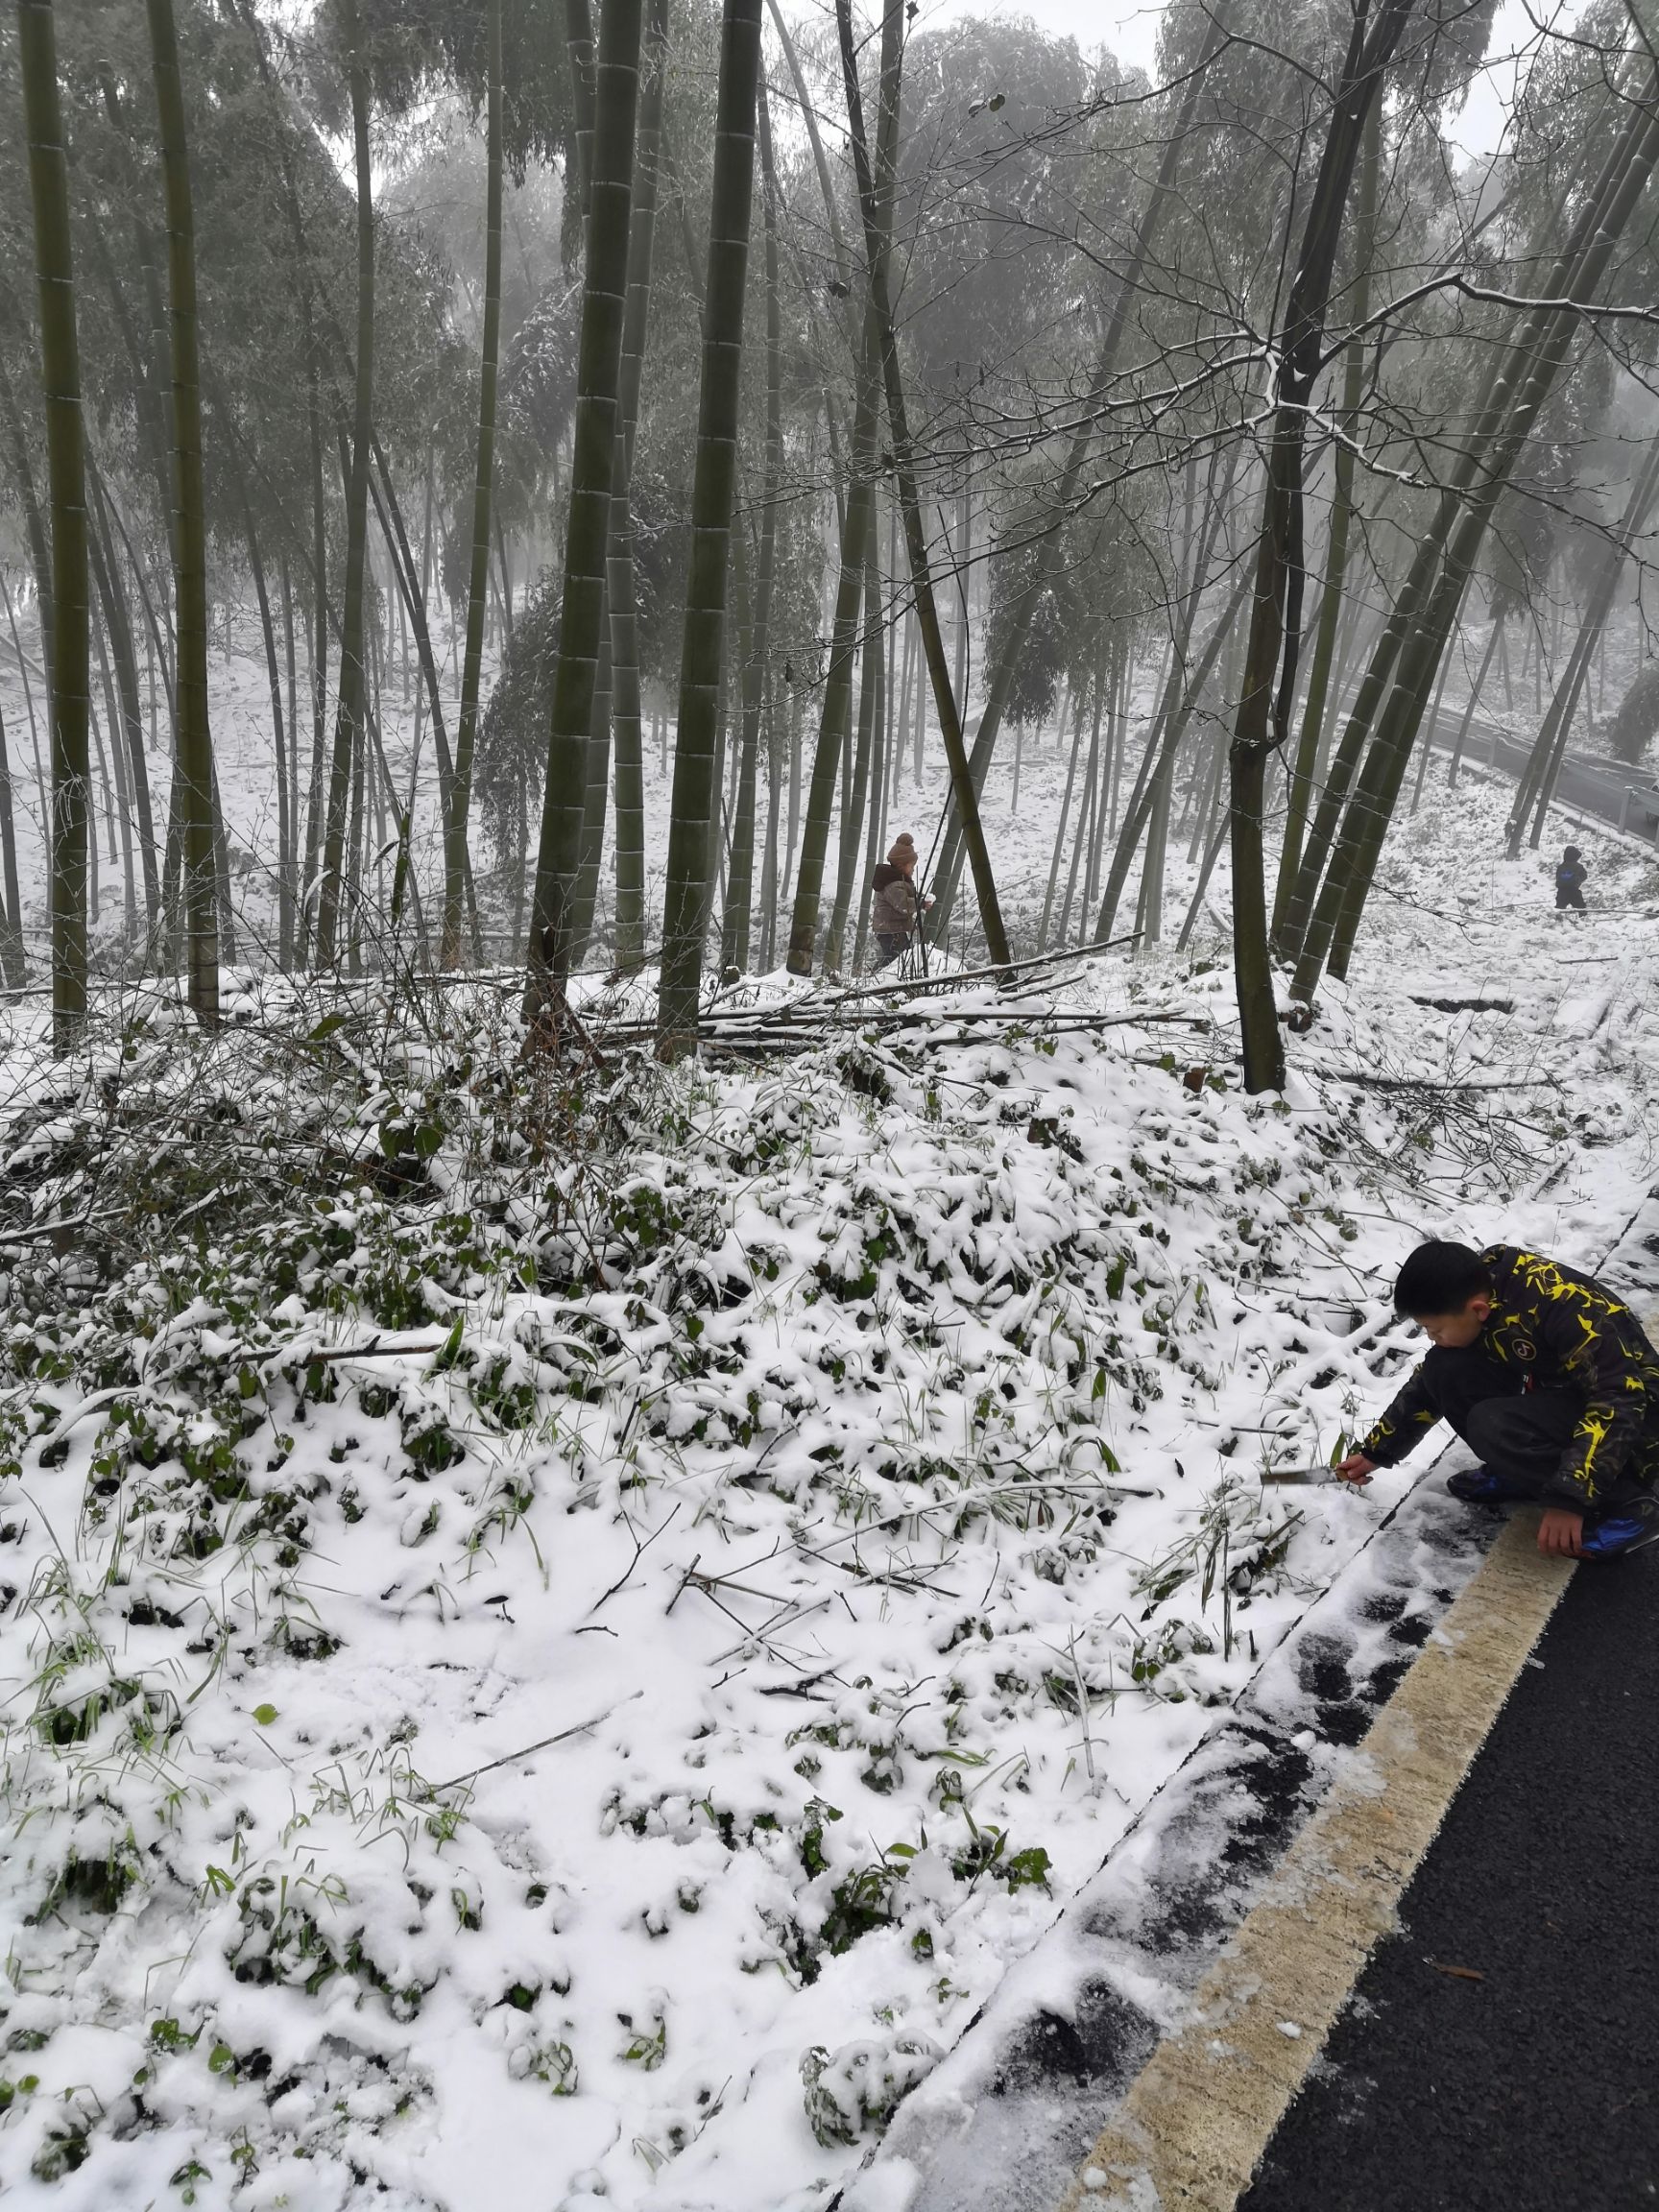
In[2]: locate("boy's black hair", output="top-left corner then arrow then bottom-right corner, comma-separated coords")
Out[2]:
1394,1239 -> 1491,1317
1564,845 -> 1581,863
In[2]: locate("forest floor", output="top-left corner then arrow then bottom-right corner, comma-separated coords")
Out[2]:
2,639 -> 1659,2209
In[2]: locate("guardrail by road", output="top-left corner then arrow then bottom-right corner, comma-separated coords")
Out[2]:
1419,703 -> 1659,842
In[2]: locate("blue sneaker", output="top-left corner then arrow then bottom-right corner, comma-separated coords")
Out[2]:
1445,1465 -> 1529,1504
1579,1497 -> 1659,1559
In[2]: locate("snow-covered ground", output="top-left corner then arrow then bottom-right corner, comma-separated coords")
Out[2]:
2,631 -> 1658,2209
0,595 -> 1645,973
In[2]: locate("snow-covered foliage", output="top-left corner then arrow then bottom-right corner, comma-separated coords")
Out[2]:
2,784 -> 1656,2209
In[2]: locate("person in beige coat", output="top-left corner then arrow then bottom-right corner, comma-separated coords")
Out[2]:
870,834 -> 927,967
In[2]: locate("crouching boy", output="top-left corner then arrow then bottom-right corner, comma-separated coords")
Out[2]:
1336,1239 -> 1659,1559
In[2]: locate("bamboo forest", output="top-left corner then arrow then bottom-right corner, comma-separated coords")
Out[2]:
5,3 -> 1659,2206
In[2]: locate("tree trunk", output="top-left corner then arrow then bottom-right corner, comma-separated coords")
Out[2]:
1177,811 -> 1231,952
722,528 -> 757,973
1057,707 -> 1099,949
1409,605 -> 1460,815
346,686 -> 365,969
209,750 -> 237,964
527,0 -> 646,1009
280,551 -> 300,937
835,0 -> 1010,971
1137,730 -> 1172,950
827,545 -> 879,972
149,0 -> 219,1020
0,351 -> 57,754
86,479 -> 161,932
494,515 -> 514,644
657,0 -> 764,1051
608,0 -> 669,972
894,607 -> 914,794
443,0 -> 505,969
362,440 -> 461,916
410,450 -> 433,766
316,17 -> 374,970
1188,699 -> 1229,864
1039,684 -> 1088,952
563,0 -> 612,967
92,616 -> 135,936
86,694 -> 105,923
719,67 -> 782,977
1274,96 -> 1380,945
240,477 -> 293,963
303,335 -> 328,957
1224,0 -> 1414,1091
758,673 -> 781,970
0,689 -> 25,987
1107,639 -> 1124,833
854,596 -> 887,975
788,364 -> 879,971
952,483 -> 971,718
1084,660 -> 1112,920
783,682 -> 801,902
1445,615 -> 1501,787
21,0 -> 90,1050
570,589 -> 613,960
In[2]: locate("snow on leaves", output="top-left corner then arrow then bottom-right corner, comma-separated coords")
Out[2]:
0,924 -> 1623,2209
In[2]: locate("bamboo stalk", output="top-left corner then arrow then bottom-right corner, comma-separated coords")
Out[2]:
20,0 -> 90,1050
656,0 -> 766,1051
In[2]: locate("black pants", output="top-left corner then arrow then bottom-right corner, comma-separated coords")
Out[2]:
1554,887 -> 1586,911
874,932 -> 910,969
1417,1346 -> 1647,1508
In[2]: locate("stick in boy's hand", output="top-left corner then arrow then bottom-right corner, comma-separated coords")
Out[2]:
1257,1461 -> 1370,1485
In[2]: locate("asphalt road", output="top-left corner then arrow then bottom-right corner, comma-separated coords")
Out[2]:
1237,1534 -> 1659,2212
1420,704 -> 1656,837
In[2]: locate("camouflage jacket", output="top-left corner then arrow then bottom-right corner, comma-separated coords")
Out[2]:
1361,1245 -> 1659,1510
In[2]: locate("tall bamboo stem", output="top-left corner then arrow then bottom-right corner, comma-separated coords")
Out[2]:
20,0 -> 90,1049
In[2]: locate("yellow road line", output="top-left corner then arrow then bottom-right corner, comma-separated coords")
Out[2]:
1057,1513 -> 1574,2211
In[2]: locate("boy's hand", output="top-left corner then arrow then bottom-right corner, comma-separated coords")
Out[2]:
1537,1507 -> 1584,1558
1334,1452 -> 1377,1486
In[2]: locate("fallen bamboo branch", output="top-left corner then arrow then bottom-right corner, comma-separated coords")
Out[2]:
607,1007 -> 1207,1048
0,1211 -> 124,1244
289,1336 -> 448,1363
722,931 -> 1145,1018
1300,1070 -> 1559,1092
686,1017 -> 1210,1062
420,1691 -> 645,1796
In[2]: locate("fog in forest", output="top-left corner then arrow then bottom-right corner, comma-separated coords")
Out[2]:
4,0 -> 1658,1067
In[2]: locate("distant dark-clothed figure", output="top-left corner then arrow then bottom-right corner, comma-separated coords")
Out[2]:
1555,844 -> 1588,914
871,835 -> 925,967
